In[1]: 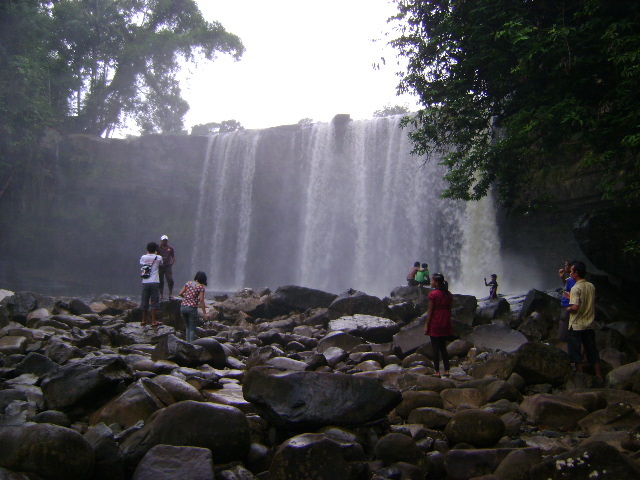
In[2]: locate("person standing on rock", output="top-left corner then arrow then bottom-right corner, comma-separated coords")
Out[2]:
484,274 -> 498,299
423,273 -> 454,377
158,234 -> 175,300
407,261 -> 421,286
178,271 -> 208,343
140,242 -> 163,327
566,261 -> 602,379
558,259 -> 577,342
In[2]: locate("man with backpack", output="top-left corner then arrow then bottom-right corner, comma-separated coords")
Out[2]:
140,241 -> 163,327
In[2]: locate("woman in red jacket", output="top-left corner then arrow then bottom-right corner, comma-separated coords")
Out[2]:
423,273 -> 454,377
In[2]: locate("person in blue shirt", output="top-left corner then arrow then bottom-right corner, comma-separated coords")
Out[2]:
558,259 -> 577,342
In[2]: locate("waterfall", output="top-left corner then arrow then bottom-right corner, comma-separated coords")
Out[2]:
190,116 -> 501,298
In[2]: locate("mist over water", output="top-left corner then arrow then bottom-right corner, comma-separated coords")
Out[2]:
190,116 -> 502,298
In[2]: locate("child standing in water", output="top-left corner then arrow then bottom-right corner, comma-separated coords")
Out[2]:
484,274 -> 498,299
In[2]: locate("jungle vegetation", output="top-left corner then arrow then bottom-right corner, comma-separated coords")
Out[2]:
391,0 -> 640,210
0,0 -> 243,200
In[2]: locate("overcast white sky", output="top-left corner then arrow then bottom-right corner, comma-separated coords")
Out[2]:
179,0 -> 419,131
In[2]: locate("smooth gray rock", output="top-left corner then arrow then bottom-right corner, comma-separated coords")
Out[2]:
40,355 -> 134,418
121,401 -> 250,472
132,445 -> 213,480
0,424 -> 94,480
242,368 -> 401,428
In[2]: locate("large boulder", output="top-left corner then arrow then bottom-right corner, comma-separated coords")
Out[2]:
1,292 -> 40,324
242,368 -> 401,428
395,390 -> 444,419
512,342 -> 572,385
606,360 -> 640,391
192,337 -> 227,368
0,336 -> 28,356
469,323 -> 528,353
84,423 -> 125,480
516,289 -> 560,328
131,445 -> 214,480
316,331 -> 367,354
444,448 -> 511,480
328,314 -> 400,343
215,289 -> 269,320
392,320 -> 428,356
440,388 -> 486,409
266,285 -> 337,315
520,394 -> 589,429
89,378 -> 173,429
0,424 -> 94,480
151,334 -> 209,367
120,401 -> 250,472
269,433 -> 356,480
150,375 -> 203,402
328,290 -> 396,320
529,440 -> 640,479
389,285 -> 425,303
444,409 -> 505,448
374,432 -> 423,466
451,294 -> 478,326
492,448 -> 542,480
474,298 -> 511,325
40,355 -> 135,418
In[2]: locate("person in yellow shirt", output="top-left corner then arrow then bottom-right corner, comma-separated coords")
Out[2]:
566,261 -> 602,380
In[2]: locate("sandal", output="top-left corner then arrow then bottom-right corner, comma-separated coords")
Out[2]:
433,372 -> 441,378
151,321 -> 162,328
140,321 -> 147,326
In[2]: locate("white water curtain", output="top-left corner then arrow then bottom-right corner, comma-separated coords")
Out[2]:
191,116 -> 500,298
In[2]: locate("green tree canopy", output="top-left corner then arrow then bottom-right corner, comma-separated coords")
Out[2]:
191,119 -> 244,136
2,0 -> 244,138
391,0 -> 640,209
373,104 -> 410,117
0,0 -> 243,202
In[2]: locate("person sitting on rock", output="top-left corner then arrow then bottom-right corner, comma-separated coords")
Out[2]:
415,263 -> 430,286
407,261 -> 421,286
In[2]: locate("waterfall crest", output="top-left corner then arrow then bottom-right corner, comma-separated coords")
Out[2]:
191,116 -> 500,298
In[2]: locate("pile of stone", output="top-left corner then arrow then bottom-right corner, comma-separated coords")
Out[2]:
1,285 -> 639,480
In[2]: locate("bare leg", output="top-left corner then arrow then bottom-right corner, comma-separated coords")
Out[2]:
594,362 -> 602,380
141,310 -> 147,326
151,310 -> 158,326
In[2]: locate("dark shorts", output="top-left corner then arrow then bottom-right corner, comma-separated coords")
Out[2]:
567,328 -> 600,364
140,282 -> 160,311
159,264 -> 174,288
407,279 -> 419,286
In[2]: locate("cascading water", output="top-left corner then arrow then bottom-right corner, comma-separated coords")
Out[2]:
191,115 -> 501,298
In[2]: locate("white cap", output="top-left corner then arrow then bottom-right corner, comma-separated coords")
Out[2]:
161,235 -> 169,241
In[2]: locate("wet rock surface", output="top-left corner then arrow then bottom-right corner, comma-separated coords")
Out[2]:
0,284 -> 639,479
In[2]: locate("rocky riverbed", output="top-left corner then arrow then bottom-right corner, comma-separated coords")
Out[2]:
1,284 -> 639,480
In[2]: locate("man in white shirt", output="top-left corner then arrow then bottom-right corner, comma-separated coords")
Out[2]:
140,242 -> 163,327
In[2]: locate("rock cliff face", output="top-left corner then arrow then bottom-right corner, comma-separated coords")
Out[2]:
1,133 -> 209,294
0,121 -> 635,300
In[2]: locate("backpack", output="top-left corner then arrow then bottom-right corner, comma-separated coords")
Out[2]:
140,256 -> 157,278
